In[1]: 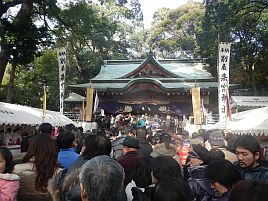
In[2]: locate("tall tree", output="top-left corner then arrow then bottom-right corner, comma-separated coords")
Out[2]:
149,3 -> 205,59
54,0 -> 143,83
14,50 -> 59,110
0,0 -> 58,86
198,0 -> 268,94
1,0 -> 143,103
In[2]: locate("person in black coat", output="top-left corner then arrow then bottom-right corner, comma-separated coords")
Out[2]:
136,127 -> 152,157
118,136 -> 143,187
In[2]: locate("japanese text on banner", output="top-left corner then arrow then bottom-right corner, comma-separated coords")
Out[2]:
57,48 -> 67,114
218,42 -> 231,122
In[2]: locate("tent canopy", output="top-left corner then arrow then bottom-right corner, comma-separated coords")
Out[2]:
209,106 -> 268,136
0,102 -> 76,127
231,96 -> 268,109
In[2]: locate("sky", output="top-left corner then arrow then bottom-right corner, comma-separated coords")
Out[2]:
139,0 -> 203,29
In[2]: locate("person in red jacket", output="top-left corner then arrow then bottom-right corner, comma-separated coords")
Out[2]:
179,140 -> 190,166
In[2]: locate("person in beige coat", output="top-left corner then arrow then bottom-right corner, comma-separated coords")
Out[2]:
150,132 -> 182,167
207,129 -> 237,163
13,134 -> 60,201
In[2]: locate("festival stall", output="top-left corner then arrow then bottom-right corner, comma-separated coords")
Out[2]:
210,106 -> 268,135
0,102 -> 75,126
0,102 -> 76,155
227,106 -> 268,136
209,106 -> 268,147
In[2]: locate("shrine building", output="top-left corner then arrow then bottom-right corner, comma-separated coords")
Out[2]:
68,54 -> 220,116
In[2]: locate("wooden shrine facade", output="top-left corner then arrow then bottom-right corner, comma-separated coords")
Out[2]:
69,54 -> 219,115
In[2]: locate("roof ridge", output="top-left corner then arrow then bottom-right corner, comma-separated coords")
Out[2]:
103,58 -> 205,65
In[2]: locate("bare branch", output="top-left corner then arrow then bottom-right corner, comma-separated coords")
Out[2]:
12,0 -> 34,29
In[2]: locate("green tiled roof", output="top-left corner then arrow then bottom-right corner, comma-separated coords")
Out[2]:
70,80 -> 230,91
65,92 -> 86,102
92,63 -> 140,80
92,57 -> 213,80
70,56 -> 221,91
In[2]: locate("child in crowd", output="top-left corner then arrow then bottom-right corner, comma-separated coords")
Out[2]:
0,147 -> 20,201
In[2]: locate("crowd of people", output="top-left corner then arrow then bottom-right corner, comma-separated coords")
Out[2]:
0,114 -> 268,201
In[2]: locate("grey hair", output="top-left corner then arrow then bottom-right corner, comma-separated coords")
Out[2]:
79,155 -> 124,201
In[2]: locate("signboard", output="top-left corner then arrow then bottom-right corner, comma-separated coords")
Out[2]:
218,42 -> 231,122
86,87 -> 94,122
57,48 -> 67,114
192,87 -> 201,125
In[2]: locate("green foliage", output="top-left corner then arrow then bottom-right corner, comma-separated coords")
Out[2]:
53,0 -> 144,82
0,0 -> 60,85
1,18 -> 52,66
149,3 -> 205,59
0,0 -> 147,107
1,0 -> 268,106
14,50 -> 59,110
53,2 -> 116,83
197,0 -> 268,87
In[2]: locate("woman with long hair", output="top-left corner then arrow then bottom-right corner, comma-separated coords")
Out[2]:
13,134 -> 59,201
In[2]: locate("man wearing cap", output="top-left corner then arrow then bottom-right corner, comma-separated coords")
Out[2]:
207,129 -> 237,163
117,136 -> 143,186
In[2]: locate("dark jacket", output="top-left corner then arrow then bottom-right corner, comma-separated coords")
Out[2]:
137,138 -> 153,157
118,151 -> 143,187
52,156 -> 89,201
234,160 -> 268,182
132,186 -> 155,201
186,165 -> 216,201
54,167 -> 81,201
51,156 -> 127,201
217,191 -> 230,201
112,136 -> 126,160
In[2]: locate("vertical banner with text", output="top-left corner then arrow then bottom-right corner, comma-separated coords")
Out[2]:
218,42 -> 231,122
86,87 -> 94,122
81,98 -> 85,122
42,86 -> 47,121
93,91 -> 99,114
57,48 -> 67,114
192,87 -> 201,125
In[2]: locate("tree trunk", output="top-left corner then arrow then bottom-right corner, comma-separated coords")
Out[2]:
251,69 -> 257,96
6,64 -> 16,103
1,0 -> 34,85
0,51 -> 9,86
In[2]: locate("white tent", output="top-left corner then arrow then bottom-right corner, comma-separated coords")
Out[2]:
0,102 -> 76,127
209,106 -> 268,136
231,96 -> 268,108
